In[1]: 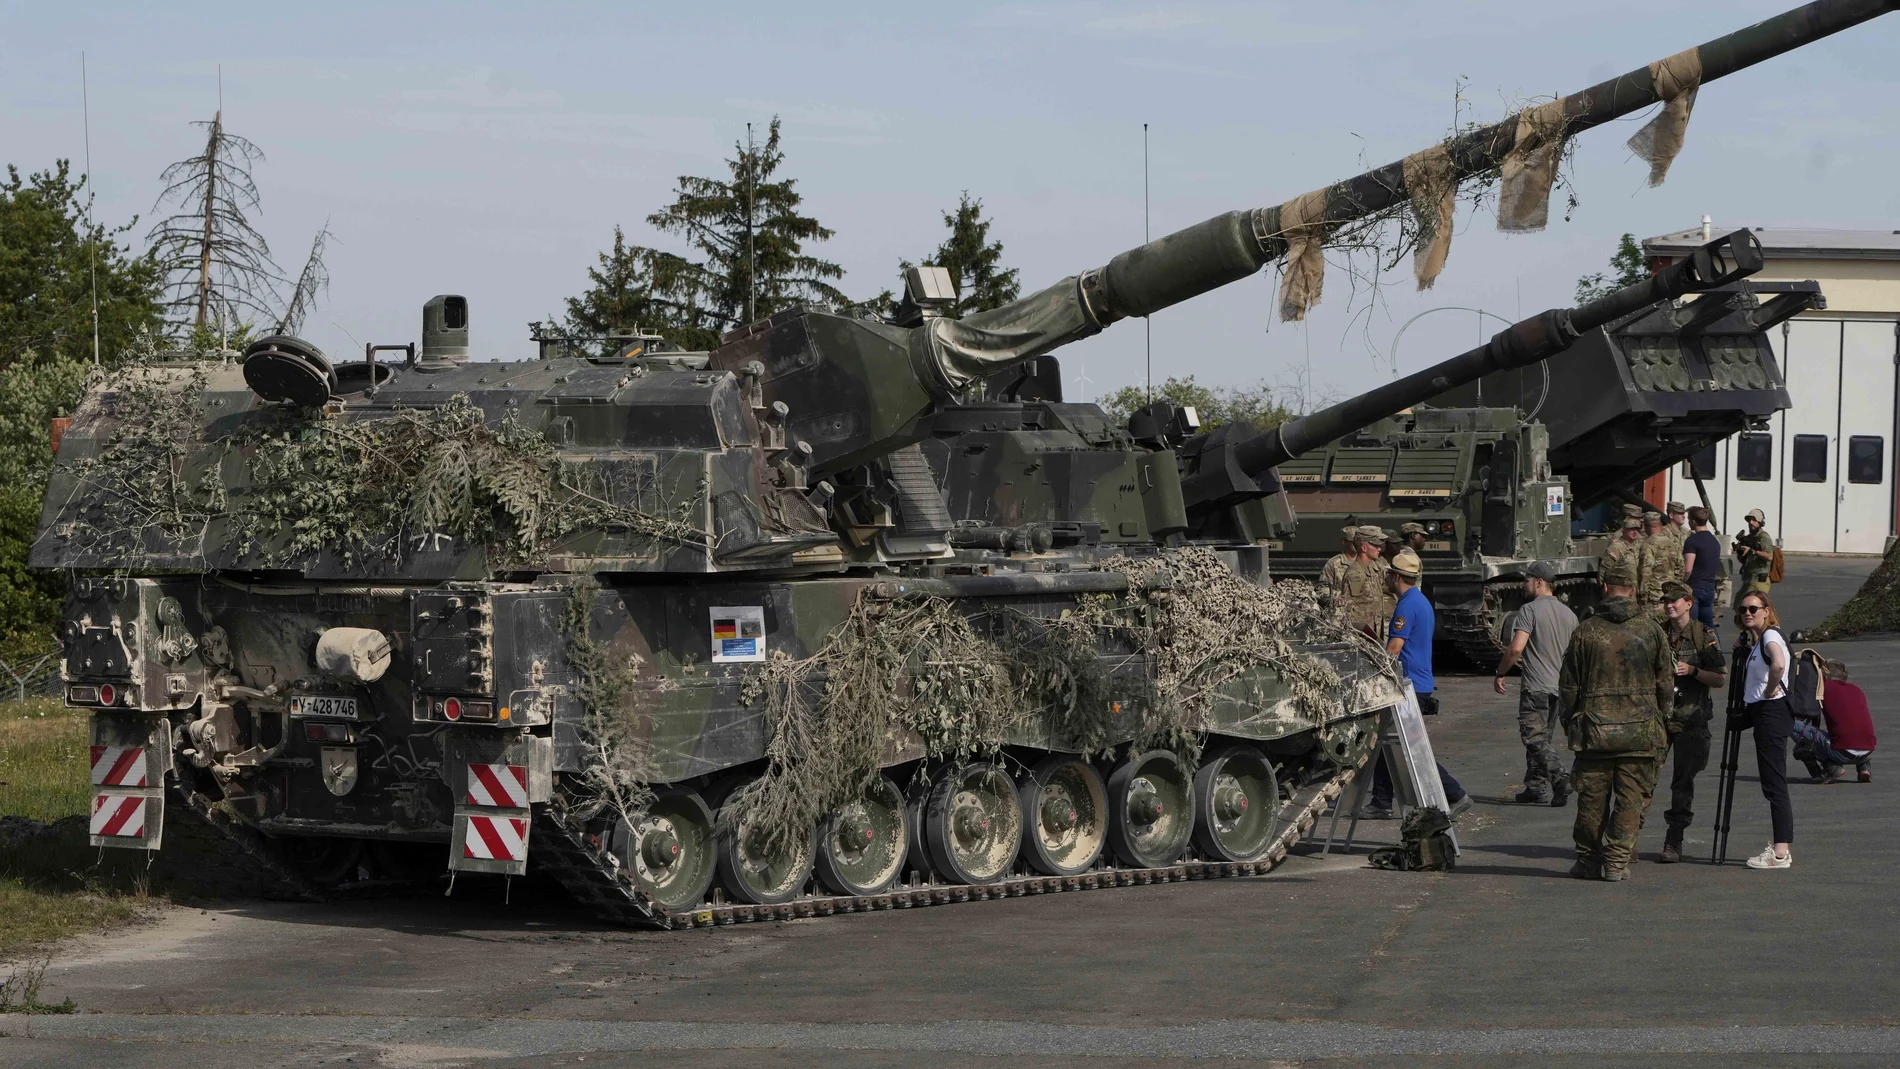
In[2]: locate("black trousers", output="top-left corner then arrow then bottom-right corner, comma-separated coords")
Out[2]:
1745,698 -> 1795,844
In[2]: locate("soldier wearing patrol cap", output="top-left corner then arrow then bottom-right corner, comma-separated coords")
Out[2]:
1639,510 -> 1684,611
1645,578 -> 1727,863
1399,521 -> 1429,554
1664,501 -> 1689,555
1560,550 -> 1673,881
1603,517 -> 1644,569
1339,525 -> 1393,636
1320,525 -> 1359,591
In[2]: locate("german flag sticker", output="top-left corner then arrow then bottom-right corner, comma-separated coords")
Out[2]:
712,618 -> 738,640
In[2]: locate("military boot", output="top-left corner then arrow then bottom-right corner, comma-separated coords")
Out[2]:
1569,859 -> 1598,880
1550,776 -> 1572,807
1600,864 -> 1630,882
1513,784 -> 1552,805
1659,837 -> 1683,864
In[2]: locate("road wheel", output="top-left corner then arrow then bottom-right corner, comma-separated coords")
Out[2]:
1018,756 -> 1107,876
615,788 -> 716,912
924,763 -> 1021,884
814,775 -> 908,896
1192,745 -> 1279,862
712,787 -> 816,905
1107,749 -> 1195,868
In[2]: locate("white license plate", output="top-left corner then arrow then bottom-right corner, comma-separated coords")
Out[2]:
289,695 -> 360,719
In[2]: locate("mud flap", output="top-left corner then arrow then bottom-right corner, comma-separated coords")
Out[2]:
90,714 -> 170,850
445,733 -> 552,876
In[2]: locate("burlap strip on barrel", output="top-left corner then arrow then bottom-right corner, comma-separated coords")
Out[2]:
1276,188 -> 1328,322
1497,98 -> 1569,233
1402,144 -> 1457,290
1627,47 -> 1703,187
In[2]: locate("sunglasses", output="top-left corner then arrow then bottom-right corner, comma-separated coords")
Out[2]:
1740,605 -> 1767,614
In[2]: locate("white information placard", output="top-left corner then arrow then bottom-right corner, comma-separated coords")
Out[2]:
709,606 -> 767,662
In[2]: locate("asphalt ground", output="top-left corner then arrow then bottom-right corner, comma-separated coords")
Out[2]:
5,557 -> 1891,1068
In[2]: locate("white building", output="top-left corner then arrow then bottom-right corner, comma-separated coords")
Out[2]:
1645,225 -> 1900,554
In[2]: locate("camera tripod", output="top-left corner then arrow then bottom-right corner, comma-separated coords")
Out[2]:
1711,642 -> 1750,864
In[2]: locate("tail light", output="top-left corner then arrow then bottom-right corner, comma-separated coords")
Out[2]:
100,683 -> 117,706
444,697 -> 462,721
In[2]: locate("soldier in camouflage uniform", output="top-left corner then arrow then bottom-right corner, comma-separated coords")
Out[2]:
1638,511 -> 1685,613
1602,517 -> 1644,570
1648,580 -> 1728,863
1320,525 -> 1359,591
1734,508 -> 1777,596
1559,552 -> 1673,882
1664,501 -> 1690,555
1340,526 -> 1393,637
1399,521 -> 1429,555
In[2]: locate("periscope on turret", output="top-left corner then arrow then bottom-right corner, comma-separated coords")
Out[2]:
33,0 -> 1896,927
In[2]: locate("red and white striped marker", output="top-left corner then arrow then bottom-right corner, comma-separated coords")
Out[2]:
461,814 -> 528,862
90,744 -> 147,787
91,794 -> 146,838
464,763 -> 528,809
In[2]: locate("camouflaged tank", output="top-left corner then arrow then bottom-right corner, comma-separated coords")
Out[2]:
38,0 -> 1887,925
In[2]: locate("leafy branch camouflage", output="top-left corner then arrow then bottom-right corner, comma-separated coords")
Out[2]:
722,548 -> 1385,849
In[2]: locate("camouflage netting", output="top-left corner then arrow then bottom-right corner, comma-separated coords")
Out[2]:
68,367 -> 706,568
1805,541 -> 1900,641
724,547 -> 1395,848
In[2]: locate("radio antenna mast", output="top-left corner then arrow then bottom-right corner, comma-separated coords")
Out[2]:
83,52 -> 100,366
1143,122 -> 1151,402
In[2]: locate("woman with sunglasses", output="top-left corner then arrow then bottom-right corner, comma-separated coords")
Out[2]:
1736,594 -> 1794,869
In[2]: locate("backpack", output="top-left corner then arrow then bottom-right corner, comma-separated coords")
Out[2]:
1786,647 -> 1832,723
1769,545 -> 1786,584
1368,807 -> 1457,872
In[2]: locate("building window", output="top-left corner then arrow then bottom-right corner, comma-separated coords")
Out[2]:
1681,444 -> 1717,481
1791,434 -> 1829,483
1848,436 -> 1885,485
1736,434 -> 1773,482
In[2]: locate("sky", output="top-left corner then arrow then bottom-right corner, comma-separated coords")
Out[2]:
8,1 -> 1898,406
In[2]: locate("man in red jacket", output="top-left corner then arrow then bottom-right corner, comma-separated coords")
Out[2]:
1793,669 -> 1877,783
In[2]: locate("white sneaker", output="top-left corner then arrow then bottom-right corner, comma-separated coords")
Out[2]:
1745,845 -> 1793,870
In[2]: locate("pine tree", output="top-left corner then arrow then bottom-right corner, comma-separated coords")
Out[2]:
1574,233 -> 1649,304
147,112 -> 284,336
646,118 -> 846,329
920,192 -> 1019,317
561,226 -> 718,351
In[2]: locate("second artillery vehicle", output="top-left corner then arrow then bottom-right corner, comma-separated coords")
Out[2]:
1269,281 -> 1820,663
39,0 -> 1891,928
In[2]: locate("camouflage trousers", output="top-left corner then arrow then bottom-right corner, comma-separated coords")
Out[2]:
1572,754 -> 1662,868
1517,690 -> 1567,796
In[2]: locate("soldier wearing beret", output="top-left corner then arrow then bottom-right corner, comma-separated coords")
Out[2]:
1559,551 -> 1673,881
1646,579 -> 1728,863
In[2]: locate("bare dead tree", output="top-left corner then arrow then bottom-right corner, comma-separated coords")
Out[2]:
147,111 -> 283,333
273,221 -> 333,336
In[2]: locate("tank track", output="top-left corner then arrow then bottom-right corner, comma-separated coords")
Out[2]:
532,760 -> 1364,931
158,785 -> 327,903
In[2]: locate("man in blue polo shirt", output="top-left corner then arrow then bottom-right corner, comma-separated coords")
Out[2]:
1366,549 -> 1471,818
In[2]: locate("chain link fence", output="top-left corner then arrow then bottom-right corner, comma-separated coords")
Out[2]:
0,650 -> 62,704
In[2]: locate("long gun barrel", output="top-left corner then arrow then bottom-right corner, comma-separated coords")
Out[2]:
915,0 -> 1895,392
1179,230 -> 1765,509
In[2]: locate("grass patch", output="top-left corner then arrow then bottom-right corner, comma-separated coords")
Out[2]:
0,696 -> 160,959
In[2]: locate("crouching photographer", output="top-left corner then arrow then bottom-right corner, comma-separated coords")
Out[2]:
1791,658 -> 1876,784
